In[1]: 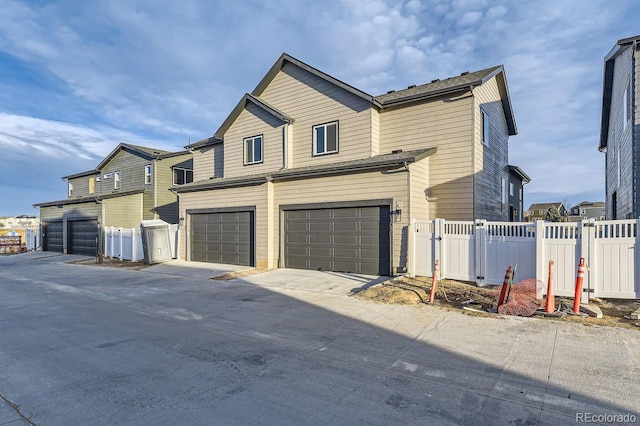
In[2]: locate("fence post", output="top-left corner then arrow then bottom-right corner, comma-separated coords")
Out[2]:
131,228 -> 136,261
118,228 -> 123,261
579,219 -> 594,303
535,220 -> 545,287
434,219 -> 445,280
409,218 -> 416,277
474,219 -> 487,286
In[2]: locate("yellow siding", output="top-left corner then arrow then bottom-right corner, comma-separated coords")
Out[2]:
259,63 -> 373,168
193,146 -> 215,181
408,159 -> 430,222
379,94 -> 475,220
371,108 -> 380,156
103,193 -> 143,228
178,184 -> 269,265
223,103 -> 285,178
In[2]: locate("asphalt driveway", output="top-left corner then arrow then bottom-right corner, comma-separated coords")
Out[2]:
0,252 -> 638,425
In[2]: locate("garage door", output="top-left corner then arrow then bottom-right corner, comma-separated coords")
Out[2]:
190,211 -> 254,266
283,206 -> 390,275
68,219 -> 99,256
43,221 -> 63,253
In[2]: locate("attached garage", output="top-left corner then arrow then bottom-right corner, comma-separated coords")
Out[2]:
189,210 -> 255,266
283,205 -> 391,275
42,221 -> 63,253
67,219 -> 99,256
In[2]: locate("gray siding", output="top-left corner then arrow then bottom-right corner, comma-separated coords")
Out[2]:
156,153 -> 192,224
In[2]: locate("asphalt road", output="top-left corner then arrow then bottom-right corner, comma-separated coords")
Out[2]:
0,253 -> 639,425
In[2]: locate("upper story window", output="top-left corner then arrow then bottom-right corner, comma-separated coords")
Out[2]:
509,182 -> 514,197
173,168 -> 193,185
482,110 -> 490,146
88,177 -> 95,194
244,135 -> 263,165
68,182 -> 73,197
114,171 -> 121,189
623,82 -> 631,128
145,164 -> 152,185
313,121 -> 338,155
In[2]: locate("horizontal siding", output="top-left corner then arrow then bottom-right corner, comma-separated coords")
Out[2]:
193,145 -> 223,181
178,185 -> 269,265
260,63 -> 373,168
409,159 -> 430,222
371,108 -> 380,156
67,175 -> 94,198
100,149 -> 150,194
39,206 -> 62,221
155,153 -> 191,224
380,95 -> 474,220
223,103 -> 285,178
103,193 -> 143,228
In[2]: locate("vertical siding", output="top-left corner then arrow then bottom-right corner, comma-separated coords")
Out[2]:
379,94 -> 474,220
178,185 -> 269,265
223,102 -> 286,178
606,47 -> 634,218
473,76 -> 510,221
102,193 -> 143,228
274,170 -> 409,272
259,63 -> 373,168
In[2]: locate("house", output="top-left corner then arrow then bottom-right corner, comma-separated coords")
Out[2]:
527,202 -> 567,222
33,143 -> 193,255
567,201 -> 606,222
507,165 -> 531,221
599,35 -> 639,219
173,53 -> 518,275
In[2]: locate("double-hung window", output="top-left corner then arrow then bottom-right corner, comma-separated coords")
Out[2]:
145,164 -> 152,184
313,121 -> 338,155
114,171 -> 121,189
482,110 -> 490,146
244,135 -> 263,165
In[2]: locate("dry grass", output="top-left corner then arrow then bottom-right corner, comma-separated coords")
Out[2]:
69,257 -> 150,270
211,269 -> 268,281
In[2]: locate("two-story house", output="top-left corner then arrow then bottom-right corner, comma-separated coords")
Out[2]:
173,53 -> 518,275
600,35 -> 639,219
508,165 -> 531,221
567,201 -> 606,222
527,202 -> 567,222
34,143 -> 192,255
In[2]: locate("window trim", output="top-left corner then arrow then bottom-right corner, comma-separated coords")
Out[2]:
68,182 -> 73,197
114,171 -> 121,190
173,167 -> 193,185
623,81 -> 631,128
243,135 -> 263,165
144,164 -> 152,185
482,109 -> 490,146
312,121 -> 339,156
88,177 -> 95,194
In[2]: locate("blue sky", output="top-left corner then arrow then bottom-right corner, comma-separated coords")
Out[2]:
0,0 -> 637,217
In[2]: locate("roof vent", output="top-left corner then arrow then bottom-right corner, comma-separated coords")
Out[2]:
387,90 -> 396,94
407,85 -> 416,89
460,71 -> 469,76
391,149 -> 403,154
431,79 -> 439,83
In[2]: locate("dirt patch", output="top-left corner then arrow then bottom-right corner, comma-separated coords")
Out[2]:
69,257 -> 150,270
211,269 -> 268,281
353,276 -> 640,330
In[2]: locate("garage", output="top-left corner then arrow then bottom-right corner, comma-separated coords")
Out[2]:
42,221 -> 63,253
67,219 -> 99,256
283,205 -> 390,275
190,211 -> 254,266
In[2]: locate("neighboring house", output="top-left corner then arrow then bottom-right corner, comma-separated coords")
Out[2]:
0,215 -> 40,229
33,143 -> 192,255
599,35 -> 639,219
507,165 -> 531,222
527,203 -> 567,222
173,53 -> 518,275
567,201 -> 606,222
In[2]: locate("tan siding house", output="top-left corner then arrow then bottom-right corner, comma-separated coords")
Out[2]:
175,53 -> 520,275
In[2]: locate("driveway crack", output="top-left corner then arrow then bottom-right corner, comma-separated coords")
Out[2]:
0,392 -> 36,425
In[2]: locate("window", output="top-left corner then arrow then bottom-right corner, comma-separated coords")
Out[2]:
313,121 -> 338,155
89,177 -> 95,194
68,182 -> 73,197
482,110 -> 490,146
623,82 -> 631,128
173,168 -> 193,185
244,135 -> 263,165
509,182 -> 514,197
114,171 -> 120,189
144,165 -> 152,184
501,177 -> 507,211
539,210 -> 544,215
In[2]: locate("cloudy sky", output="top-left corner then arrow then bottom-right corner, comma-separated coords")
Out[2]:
0,0 -> 637,217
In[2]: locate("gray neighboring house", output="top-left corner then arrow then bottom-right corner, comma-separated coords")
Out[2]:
567,201 -> 606,222
599,35 -> 639,219
507,165 -> 531,222
33,143 -> 192,256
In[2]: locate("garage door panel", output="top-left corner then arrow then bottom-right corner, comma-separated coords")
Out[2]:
190,211 -> 254,266
283,205 -> 390,275
68,220 -> 98,256
43,222 -> 63,253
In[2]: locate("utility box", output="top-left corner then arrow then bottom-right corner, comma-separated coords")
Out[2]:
140,220 -> 172,264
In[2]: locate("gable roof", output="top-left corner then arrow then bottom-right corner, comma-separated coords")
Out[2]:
600,35 -> 640,151
185,136 -> 223,150
376,65 -> 517,135
33,189 -> 144,208
528,202 -> 565,211
95,143 -> 188,170
214,93 -> 295,139
61,169 -> 100,180
508,165 -> 531,183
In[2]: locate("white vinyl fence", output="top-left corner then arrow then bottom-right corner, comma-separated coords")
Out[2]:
104,227 -> 144,261
25,228 -> 41,251
411,218 -> 640,300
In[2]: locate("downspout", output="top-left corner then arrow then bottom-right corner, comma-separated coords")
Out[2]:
404,160 -> 411,276
153,159 -> 158,219
281,124 -> 288,170
469,84 -> 476,220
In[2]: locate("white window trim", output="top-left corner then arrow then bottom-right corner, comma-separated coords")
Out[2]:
312,121 -> 339,156
173,167 -> 193,185
114,171 -> 121,189
482,109 -> 490,146
145,164 -> 152,185
68,182 -> 73,197
243,135 -> 263,165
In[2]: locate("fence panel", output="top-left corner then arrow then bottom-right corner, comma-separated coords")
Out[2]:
538,222 -> 581,297
442,221 -> 475,282
484,222 -> 536,285
592,220 -> 639,299
413,220 -> 435,277
103,227 -> 143,261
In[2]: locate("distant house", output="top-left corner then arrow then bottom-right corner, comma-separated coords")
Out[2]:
173,52 -> 518,274
33,143 -> 192,256
507,165 -> 531,222
527,202 -> 567,222
599,35 -> 639,219
567,201 -> 606,222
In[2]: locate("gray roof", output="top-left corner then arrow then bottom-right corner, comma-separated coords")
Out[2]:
185,136 -> 223,150
33,189 -> 144,208
508,165 -> 531,183
600,35 -> 640,151
173,148 -> 436,193
528,202 -> 565,211
96,143 -> 182,170
61,169 -> 100,180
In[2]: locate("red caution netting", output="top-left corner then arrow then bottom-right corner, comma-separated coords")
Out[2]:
493,278 -> 542,317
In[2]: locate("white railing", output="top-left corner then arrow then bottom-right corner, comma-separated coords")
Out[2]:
411,218 -> 640,300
